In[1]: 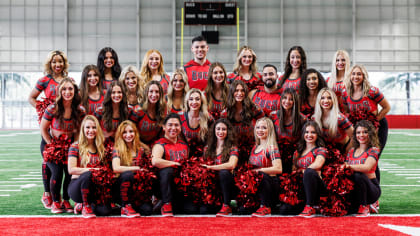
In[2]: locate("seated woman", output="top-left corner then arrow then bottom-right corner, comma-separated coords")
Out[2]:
68,115 -> 110,218
202,119 -> 239,217
344,120 -> 381,217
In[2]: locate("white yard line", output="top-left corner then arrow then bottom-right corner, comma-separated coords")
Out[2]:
0,131 -> 39,137
0,194 -> 10,197
0,190 -> 22,192
11,178 -> 41,180
0,160 -> 37,162
389,131 -> 420,136
19,175 -> 41,177
381,185 -> 420,187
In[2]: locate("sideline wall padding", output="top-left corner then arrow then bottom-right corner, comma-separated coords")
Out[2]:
386,115 -> 420,129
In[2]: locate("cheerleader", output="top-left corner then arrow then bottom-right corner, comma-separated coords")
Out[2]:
248,117 -> 282,217
97,47 -> 122,90
179,88 -> 213,157
205,62 -> 229,120
344,64 -> 390,182
28,50 -> 69,209
313,88 -> 353,153
227,46 -> 263,91
119,65 -> 143,109
277,46 -> 307,93
327,50 -> 351,112
139,49 -> 171,95
270,88 -> 305,173
129,81 -> 166,146
68,115 -> 110,218
202,119 -> 239,216
344,120 -> 381,216
40,78 -> 85,213
151,113 -> 192,216
166,68 -> 190,114
294,121 -> 327,217
299,68 -> 327,119
112,120 -> 153,217
79,65 -> 104,115
221,80 -> 264,164
94,81 -> 129,140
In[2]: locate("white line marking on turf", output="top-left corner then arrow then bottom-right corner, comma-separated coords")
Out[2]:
0,185 -> 38,187
395,174 -> 420,176
381,153 -> 420,155
0,160 -> 37,162
11,178 -> 41,180
378,224 -> 420,235
0,195 -> 10,197
389,131 -> 420,136
406,177 -> 420,179
29,172 -> 41,174
19,175 -> 41,177
382,185 -> 420,187
0,181 -> 41,183
0,190 -> 22,192
0,170 -> 39,172
381,159 -> 420,161
0,131 -> 39,137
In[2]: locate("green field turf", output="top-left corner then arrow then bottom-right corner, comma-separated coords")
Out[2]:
0,130 -> 419,215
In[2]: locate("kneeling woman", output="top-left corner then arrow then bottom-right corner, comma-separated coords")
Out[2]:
344,120 -> 381,216
247,117 -> 282,217
112,120 -> 152,217
203,119 -> 239,216
151,113 -> 192,216
294,121 -> 327,217
68,115 -> 109,218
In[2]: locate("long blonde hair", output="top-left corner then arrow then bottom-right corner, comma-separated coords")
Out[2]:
139,49 -> 165,83
344,64 -> 372,98
114,120 -> 150,166
313,88 -> 340,137
328,50 -> 350,88
254,117 -> 278,154
232,46 -> 258,76
78,115 -> 105,167
167,68 -> 190,112
184,88 -> 210,141
44,50 -> 69,76
119,65 -> 144,104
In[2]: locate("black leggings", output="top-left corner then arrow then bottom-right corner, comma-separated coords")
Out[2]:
303,168 -> 326,206
376,118 -> 388,183
218,170 -> 237,205
351,172 -> 381,206
40,137 -> 51,192
258,172 -> 280,208
46,162 -> 71,202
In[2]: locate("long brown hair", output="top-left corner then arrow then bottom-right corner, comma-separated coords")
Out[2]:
102,81 -> 128,132
226,80 -> 255,125
275,88 -> 303,138
205,62 -> 229,110
54,78 -> 83,129
352,120 -> 380,149
279,46 -> 307,88
294,120 -> 325,167
79,65 -> 103,112
205,119 -> 236,163
141,80 -> 166,124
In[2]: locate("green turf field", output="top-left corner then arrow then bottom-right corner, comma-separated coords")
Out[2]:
0,129 -> 419,215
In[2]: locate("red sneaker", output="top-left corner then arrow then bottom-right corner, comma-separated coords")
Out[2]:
74,203 -> 83,214
82,204 -> 96,219
41,192 -> 52,209
299,205 -> 316,218
161,203 -> 173,217
61,200 -> 73,213
357,205 -> 370,217
216,204 -> 232,217
369,201 -> 379,214
51,201 -> 64,214
252,206 -> 271,217
121,204 -> 140,218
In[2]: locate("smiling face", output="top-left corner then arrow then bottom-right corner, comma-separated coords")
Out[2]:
148,52 -> 161,71
304,125 -> 317,145
336,54 -> 346,71
122,125 -> 135,144
84,119 -> 97,140
211,66 -> 225,84
188,92 -> 202,111
320,91 -> 333,110
281,93 -> 294,111
147,84 -> 160,104
215,122 -> 228,141
87,70 -> 99,87
60,82 -> 75,101
163,118 -> 181,139
172,74 -> 185,92
191,40 -> 209,61
255,120 -> 269,141
289,50 -> 302,69
262,66 -> 277,88
233,84 -> 245,103
104,52 -> 115,69
111,85 -> 123,103
240,49 -> 253,67
124,72 -> 138,90
51,55 -> 65,75
350,67 -> 364,86
356,126 -> 369,145
306,73 -> 319,90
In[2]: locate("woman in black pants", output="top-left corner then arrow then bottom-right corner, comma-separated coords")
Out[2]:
112,120 -> 152,217
344,120 -> 381,217
68,115 -> 110,218
202,118 -> 239,217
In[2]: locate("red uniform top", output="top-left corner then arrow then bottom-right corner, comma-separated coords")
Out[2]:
102,79 -> 118,91
227,72 -> 263,91
270,111 -> 301,143
293,147 -> 327,170
300,101 -> 314,120
35,75 -> 60,100
68,143 -> 102,168
207,93 -> 224,120
346,147 -> 380,174
170,105 -> 183,114
112,148 -> 147,166
179,112 -> 214,143
157,74 -> 170,95
204,146 -> 240,165
184,59 -> 211,91
249,146 -> 281,168
43,104 -> 86,133
155,137 -> 188,162
326,77 -> 346,112
343,86 -> 384,114
278,75 -> 301,94
94,105 -> 132,133
251,86 -> 282,116
87,94 -> 105,115
322,113 -> 353,144
129,105 -> 162,145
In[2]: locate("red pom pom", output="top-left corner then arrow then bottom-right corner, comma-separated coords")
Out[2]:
131,155 -> 157,205
42,134 -> 72,164
90,166 -> 115,205
103,137 -> 114,168
348,109 -> 379,129
277,139 -> 297,174
278,171 -> 305,206
36,97 -> 54,124
234,164 -> 263,208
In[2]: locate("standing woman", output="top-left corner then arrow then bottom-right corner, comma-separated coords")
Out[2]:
40,78 -> 85,213
270,88 -> 305,173
202,119 -> 239,216
221,80 -> 264,164
344,64 -> 390,181
166,68 -> 190,114
277,46 -> 307,93
179,88 -> 213,157
119,65 -> 143,109
139,49 -> 171,95
313,88 -> 353,153
205,62 -> 229,120
112,120 -> 152,217
28,50 -> 69,209
248,117 -> 282,217
293,121 -> 327,217
130,81 -> 166,147
97,47 -> 122,90
327,50 -> 350,112
227,46 -> 263,91
299,68 -> 328,119
344,120 -> 381,216
79,65 -> 104,115
94,81 -> 129,140
68,115 -> 109,218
